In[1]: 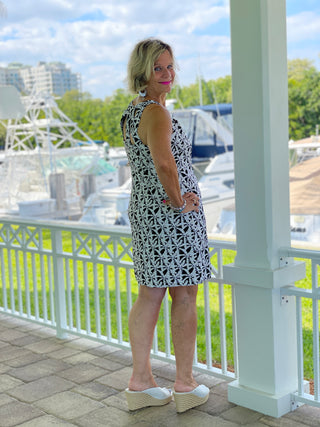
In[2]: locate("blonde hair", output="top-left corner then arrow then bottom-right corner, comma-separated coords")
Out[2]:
126,38 -> 176,94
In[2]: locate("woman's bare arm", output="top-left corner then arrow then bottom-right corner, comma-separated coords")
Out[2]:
139,104 -> 199,212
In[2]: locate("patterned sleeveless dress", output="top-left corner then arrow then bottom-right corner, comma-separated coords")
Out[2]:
121,100 -> 211,288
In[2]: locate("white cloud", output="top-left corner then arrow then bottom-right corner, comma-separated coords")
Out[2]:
172,5 -> 229,34
0,0 -> 231,97
287,11 -> 320,42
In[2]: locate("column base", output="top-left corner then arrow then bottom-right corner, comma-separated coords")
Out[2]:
228,380 -> 306,418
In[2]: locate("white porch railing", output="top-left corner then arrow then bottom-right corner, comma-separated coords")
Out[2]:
0,217 -> 237,381
1,217 -> 319,409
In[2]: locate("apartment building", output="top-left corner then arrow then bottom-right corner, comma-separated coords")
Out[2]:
1,61 -> 81,96
0,67 -> 6,86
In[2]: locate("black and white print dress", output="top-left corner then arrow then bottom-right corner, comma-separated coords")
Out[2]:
121,100 -> 211,288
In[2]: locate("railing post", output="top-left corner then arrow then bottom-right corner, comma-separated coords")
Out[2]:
51,228 -> 68,339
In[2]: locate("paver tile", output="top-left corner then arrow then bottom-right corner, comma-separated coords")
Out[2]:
62,352 -> 97,365
194,372 -> 226,388
272,404 -> 320,427
87,344 -> 120,357
198,392 -> 235,416
34,390 -> 104,420
0,400 -> 43,427
73,381 -> 117,401
0,393 -> 16,407
132,404 -> 239,427
29,329 -> 57,338
49,347 -> 80,360
211,381 -> 229,397
18,322 -> 43,332
102,390 -> 128,412
64,338 -> 104,351
8,358 -> 71,382
24,339 -> 64,354
18,414 -> 76,426
74,405 -> 135,427
0,340 -> 9,349
0,374 -> 24,392
57,362 -> 106,384
8,375 -> 75,403
0,345 -> 30,363
90,356 -> 124,372
152,364 -> 177,382
0,329 -> 26,342
0,316 -> 26,328
104,349 -> 133,366
221,406 -> 264,425
96,366 -> 132,390
0,363 -> 10,374
259,417 -> 311,427
10,334 -> 43,347
4,351 -> 45,368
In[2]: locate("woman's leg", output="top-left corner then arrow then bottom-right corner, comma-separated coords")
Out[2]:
128,285 -> 166,391
169,285 -> 199,392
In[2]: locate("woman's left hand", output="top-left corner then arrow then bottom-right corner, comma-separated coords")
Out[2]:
163,192 -> 200,213
182,192 -> 200,213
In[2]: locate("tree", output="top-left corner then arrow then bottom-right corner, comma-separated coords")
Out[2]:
0,123 -> 6,149
169,75 -> 232,109
55,62 -> 320,146
57,89 -> 133,146
288,58 -> 314,81
288,59 -> 320,140
209,76 -> 232,104
102,89 -> 134,146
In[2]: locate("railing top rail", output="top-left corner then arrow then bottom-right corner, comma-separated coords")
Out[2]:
279,246 -> 320,262
0,215 -> 238,250
0,215 -> 132,237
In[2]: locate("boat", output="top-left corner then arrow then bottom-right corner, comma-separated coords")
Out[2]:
0,88 -> 235,227
80,178 -> 131,226
0,86 -> 120,220
214,134 -> 320,241
79,105 -> 235,228
198,151 -> 235,231
288,132 -> 320,165
80,151 -> 235,230
172,103 -> 233,161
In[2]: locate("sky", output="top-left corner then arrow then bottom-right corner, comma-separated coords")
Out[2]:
0,0 -> 320,99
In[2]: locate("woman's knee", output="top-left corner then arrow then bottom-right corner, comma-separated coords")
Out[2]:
138,285 -> 166,306
169,285 -> 198,304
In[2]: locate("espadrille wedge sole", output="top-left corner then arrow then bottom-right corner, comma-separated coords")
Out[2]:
173,385 -> 209,413
125,387 -> 172,411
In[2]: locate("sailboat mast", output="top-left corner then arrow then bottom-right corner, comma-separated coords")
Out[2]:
198,55 -> 203,106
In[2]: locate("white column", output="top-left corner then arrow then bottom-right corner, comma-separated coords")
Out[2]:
224,0 -> 305,417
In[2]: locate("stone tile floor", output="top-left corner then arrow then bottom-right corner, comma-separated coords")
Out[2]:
0,313 -> 319,426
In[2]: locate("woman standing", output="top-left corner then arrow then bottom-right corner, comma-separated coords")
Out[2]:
121,38 -> 211,413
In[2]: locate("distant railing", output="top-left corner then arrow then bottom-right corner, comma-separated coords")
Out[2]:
0,217 -> 237,381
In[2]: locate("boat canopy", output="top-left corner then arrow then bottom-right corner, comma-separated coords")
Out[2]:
173,103 -> 233,160
192,103 -> 232,117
